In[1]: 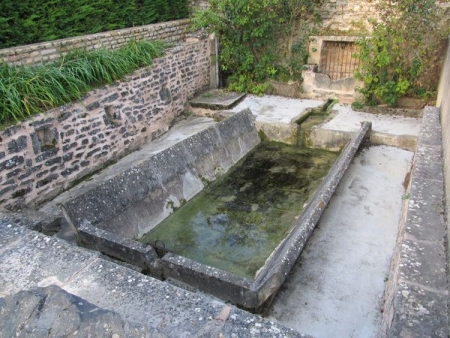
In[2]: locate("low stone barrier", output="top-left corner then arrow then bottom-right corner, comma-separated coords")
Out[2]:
380,106 -> 448,337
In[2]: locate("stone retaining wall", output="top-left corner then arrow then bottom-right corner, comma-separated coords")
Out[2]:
190,0 -> 209,10
438,36 -> 450,220
0,38 -> 211,210
321,0 -> 449,34
0,19 -> 191,66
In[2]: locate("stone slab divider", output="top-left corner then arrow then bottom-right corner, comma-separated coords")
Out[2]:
380,106 -> 448,337
0,19 -> 191,66
251,121 -> 371,305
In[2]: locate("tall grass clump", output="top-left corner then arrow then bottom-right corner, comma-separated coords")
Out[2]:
0,40 -> 166,124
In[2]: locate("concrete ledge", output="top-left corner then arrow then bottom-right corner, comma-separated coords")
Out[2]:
308,126 -> 417,152
190,90 -> 246,109
77,220 -> 160,272
161,253 -> 257,308
381,106 -> 448,337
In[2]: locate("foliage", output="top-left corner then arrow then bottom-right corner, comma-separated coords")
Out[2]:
0,40 -> 165,124
192,0 -> 322,94
282,0 -> 323,76
0,0 -> 189,48
355,0 -> 449,106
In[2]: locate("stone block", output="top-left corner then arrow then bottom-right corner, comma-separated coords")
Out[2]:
387,282 -> 448,338
0,286 -> 160,338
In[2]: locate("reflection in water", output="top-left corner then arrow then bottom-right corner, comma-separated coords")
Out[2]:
140,142 -> 339,279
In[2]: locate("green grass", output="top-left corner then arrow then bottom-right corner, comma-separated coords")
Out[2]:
0,40 -> 166,124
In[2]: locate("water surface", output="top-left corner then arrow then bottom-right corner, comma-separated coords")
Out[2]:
141,142 -> 339,279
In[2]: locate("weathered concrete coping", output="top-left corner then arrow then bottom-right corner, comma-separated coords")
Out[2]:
0,220 -> 312,338
380,106 -> 448,337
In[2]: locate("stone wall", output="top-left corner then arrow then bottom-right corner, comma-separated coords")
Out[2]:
190,0 -> 209,10
0,19 -> 191,66
0,38 -> 211,210
321,0 -> 449,34
321,0 -> 379,34
438,36 -> 450,220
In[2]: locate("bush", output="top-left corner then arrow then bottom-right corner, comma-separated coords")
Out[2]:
355,0 -> 449,106
192,0 -> 322,94
0,0 -> 190,48
0,40 -> 165,124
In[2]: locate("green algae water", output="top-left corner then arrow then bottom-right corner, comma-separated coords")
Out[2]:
140,142 -> 339,279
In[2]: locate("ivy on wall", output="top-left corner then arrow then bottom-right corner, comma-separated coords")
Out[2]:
0,0 -> 190,48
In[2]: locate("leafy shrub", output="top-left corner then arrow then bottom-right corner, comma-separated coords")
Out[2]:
192,0 -> 322,94
355,0 -> 449,106
0,40 -> 165,124
0,0 -> 189,48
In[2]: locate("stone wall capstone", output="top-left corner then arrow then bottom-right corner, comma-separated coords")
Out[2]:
0,19 -> 191,66
0,38 -> 211,210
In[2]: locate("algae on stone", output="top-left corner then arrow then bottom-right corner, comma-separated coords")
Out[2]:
141,142 -> 339,279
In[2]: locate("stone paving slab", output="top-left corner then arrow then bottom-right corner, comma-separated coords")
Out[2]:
231,95 -> 324,125
0,220 -> 311,337
413,145 -> 445,181
398,238 -> 447,290
0,217 -> 30,248
387,282 -> 448,338
322,104 -> 422,136
0,285 -> 165,338
418,107 -> 443,146
0,222 -> 99,298
190,90 -> 246,109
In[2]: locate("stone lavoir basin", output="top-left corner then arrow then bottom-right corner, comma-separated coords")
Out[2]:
140,142 -> 339,280
62,109 -> 371,310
